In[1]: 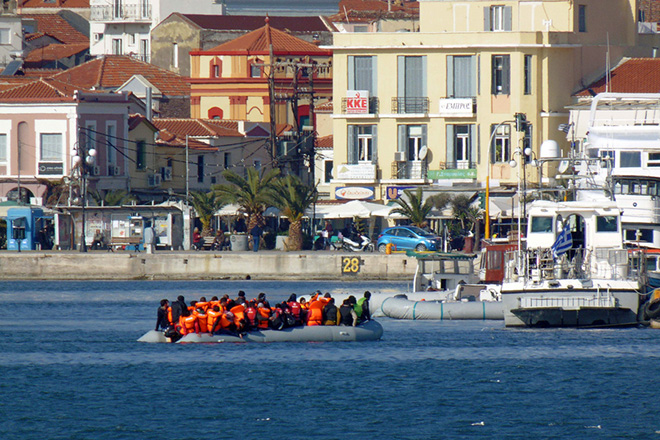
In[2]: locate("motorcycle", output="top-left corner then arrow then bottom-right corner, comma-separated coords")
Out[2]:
337,233 -> 374,252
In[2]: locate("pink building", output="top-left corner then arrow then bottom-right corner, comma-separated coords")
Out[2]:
0,77 -> 144,203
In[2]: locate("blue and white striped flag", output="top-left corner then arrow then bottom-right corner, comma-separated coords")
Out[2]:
551,223 -> 573,258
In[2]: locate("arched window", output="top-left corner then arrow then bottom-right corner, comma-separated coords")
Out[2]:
209,57 -> 222,78
208,107 -> 223,119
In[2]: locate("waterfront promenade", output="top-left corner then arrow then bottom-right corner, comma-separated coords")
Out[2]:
0,250 -> 417,281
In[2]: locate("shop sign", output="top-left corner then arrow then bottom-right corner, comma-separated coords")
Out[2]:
38,162 -> 63,175
385,186 -> 416,199
438,98 -> 473,117
428,169 -> 477,179
335,186 -> 374,200
336,163 -> 376,180
346,90 -> 369,114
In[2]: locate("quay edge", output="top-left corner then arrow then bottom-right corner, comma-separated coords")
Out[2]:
0,251 -> 418,281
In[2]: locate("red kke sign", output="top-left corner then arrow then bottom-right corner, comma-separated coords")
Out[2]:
346,90 -> 369,114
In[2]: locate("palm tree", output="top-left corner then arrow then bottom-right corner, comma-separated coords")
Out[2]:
390,187 -> 433,228
189,191 -> 224,236
212,167 -> 280,231
450,194 -> 480,232
88,189 -> 138,206
272,174 -> 318,250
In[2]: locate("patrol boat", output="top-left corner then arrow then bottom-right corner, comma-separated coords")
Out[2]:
500,200 -> 647,328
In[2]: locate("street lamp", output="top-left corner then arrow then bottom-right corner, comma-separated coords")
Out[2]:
72,140 -> 97,252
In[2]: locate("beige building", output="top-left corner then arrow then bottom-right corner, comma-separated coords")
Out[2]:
330,0 -> 660,202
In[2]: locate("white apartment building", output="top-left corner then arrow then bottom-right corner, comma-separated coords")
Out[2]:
89,0 -> 226,61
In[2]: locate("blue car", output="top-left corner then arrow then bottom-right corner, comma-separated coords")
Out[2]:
376,226 -> 442,253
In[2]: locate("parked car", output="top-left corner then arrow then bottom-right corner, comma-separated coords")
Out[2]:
376,226 -> 442,253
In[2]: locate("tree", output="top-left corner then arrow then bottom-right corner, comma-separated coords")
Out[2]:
189,191 -> 223,236
450,194 -> 481,233
88,189 -> 138,207
272,174 -> 317,250
390,187 -> 433,228
212,167 -> 280,231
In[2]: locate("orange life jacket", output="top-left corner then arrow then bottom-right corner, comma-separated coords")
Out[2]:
230,304 -> 245,327
181,314 -> 197,335
257,307 -> 270,329
193,309 -> 208,333
307,300 -> 324,326
196,301 -> 210,312
167,307 -> 174,326
219,312 -> 234,329
245,306 -> 258,327
206,309 -> 221,333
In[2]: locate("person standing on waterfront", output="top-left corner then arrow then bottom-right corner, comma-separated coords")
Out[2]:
144,221 -> 156,254
250,224 -> 262,252
323,221 -> 333,250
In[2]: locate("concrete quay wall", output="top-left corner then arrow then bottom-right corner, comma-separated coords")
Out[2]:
0,251 -> 418,280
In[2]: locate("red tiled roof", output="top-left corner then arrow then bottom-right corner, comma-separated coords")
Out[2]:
25,43 -> 88,63
0,77 -> 88,101
50,56 -> 190,96
22,14 -> 89,44
317,134 -> 333,149
0,77 -> 37,91
180,14 -> 334,33
575,58 -> 660,96
153,118 -> 243,138
315,101 -> 333,112
19,0 -> 89,8
205,21 -> 330,55
329,0 -> 419,22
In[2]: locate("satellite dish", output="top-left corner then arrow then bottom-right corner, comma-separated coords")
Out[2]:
419,145 -> 428,160
558,160 -> 570,174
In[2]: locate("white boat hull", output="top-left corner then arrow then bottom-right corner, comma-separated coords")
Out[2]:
380,295 -> 503,320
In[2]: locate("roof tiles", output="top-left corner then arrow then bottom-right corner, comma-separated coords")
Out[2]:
22,14 -> 89,44
576,58 -> 660,96
25,43 -> 88,63
181,14 -> 333,33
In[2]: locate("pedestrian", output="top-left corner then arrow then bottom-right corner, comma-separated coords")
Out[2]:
250,224 -> 262,252
323,221 -> 333,250
144,221 -> 155,254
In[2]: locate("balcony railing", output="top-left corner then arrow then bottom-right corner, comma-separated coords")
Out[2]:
440,161 -> 477,170
391,97 -> 429,114
91,4 -> 152,21
391,160 -> 428,180
340,97 -> 379,114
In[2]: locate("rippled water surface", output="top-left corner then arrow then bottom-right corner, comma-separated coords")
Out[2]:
1,280 -> 660,439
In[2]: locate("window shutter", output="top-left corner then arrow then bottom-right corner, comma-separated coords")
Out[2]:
491,56 -> 497,95
469,55 -> 476,97
398,56 -> 405,98
371,56 -> 377,96
397,125 -> 407,153
469,124 -> 477,165
489,125 -> 496,164
502,55 -> 510,94
421,125 -> 428,155
484,6 -> 491,31
446,56 -> 454,97
446,125 -> 455,165
348,56 -> 355,89
371,125 -> 378,165
421,56 -> 427,98
347,125 -> 357,164
504,6 -> 512,31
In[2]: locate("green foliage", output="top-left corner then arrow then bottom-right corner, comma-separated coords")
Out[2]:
390,187 -> 434,227
88,189 -> 138,206
272,174 -> 318,224
189,191 -> 223,235
353,216 -> 366,235
450,194 -> 481,233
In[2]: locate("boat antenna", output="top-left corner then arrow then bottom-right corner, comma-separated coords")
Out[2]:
606,33 -> 611,93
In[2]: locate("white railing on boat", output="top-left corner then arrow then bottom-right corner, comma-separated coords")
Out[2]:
518,294 -> 617,310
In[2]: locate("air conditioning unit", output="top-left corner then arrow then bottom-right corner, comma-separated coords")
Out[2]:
394,151 -> 407,162
108,165 -> 121,176
148,174 -> 162,187
91,165 -> 100,175
161,166 -> 172,181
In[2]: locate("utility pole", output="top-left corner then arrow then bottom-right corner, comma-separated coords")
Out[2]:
268,43 -> 277,163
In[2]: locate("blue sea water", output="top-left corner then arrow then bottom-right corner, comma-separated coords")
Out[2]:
1,279 -> 660,439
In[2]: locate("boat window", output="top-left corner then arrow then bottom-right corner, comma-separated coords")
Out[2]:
649,181 -> 658,196
487,250 -> 502,270
620,151 -> 641,168
600,150 -> 615,168
596,216 -> 618,232
624,228 -> 653,243
587,148 -> 599,159
531,216 -> 553,233
649,152 -> 660,167
632,180 -> 642,194
621,180 -> 630,195
646,256 -> 657,272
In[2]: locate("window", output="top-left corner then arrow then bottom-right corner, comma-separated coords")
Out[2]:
620,151 -> 641,168
112,39 -> 122,55
524,55 -> 532,95
0,29 -> 10,45
600,150 -> 615,167
324,159 -> 333,183
223,152 -> 230,169
347,125 -> 377,164
492,55 -> 510,95
214,64 -> 220,78
348,55 -> 376,96
84,122 -> 96,153
40,133 -> 62,161
531,216 -> 553,233
397,125 -> 427,162
649,153 -> 660,167
447,55 -> 476,98
136,140 -> 146,170
129,34 -> 136,45
578,5 -> 587,32
596,216 -> 618,232
638,9 -> 646,22
93,33 -> 102,42
446,124 -> 477,169
253,160 -> 261,171
197,155 -> 204,183
490,124 -> 510,163
625,228 -> 653,243
398,56 -> 427,113
354,25 -> 368,32
0,134 -> 7,161
113,0 -> 122,18
140,39 -> 149,61
485,5 -> 512,31
172,43 -> 178,68
106,123 -> 117,164
140,0 -> 149,18
250,63 -> 261,78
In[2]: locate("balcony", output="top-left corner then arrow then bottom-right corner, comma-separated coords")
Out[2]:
340,96 -> 379,114
91,4 -> 152,22
391,160 -> 428,180
391,97 -> 429,114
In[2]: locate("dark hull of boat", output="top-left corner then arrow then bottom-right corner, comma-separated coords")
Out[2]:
511,307 -> 638,328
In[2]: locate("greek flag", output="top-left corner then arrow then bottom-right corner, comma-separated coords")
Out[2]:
551,223 -> 573,258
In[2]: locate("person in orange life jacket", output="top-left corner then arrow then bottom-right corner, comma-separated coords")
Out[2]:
180,312 -> 198,335
244,301 -> 259,330
170,295 -> 190,325
156,299 -> 170,331
286,294 -> 303,326
322,297 -> 339,326
193,307 -> 208,334
196,296 -> 210,312
208,296 -> 220,310
211,309 -> 237,334
206,305 -> 222,333
307,296 -> 325,326
256,302 -> 271,329
230,302 -> 246,332
339,298 -> 358,326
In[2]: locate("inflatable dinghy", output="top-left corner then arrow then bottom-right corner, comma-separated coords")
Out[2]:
137,319 -> 383,343
380,295 -> 504,320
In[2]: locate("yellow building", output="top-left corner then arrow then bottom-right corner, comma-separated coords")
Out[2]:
331,0 -> 660,201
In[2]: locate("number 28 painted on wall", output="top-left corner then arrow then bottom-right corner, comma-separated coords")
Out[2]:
341,256 -> 362,275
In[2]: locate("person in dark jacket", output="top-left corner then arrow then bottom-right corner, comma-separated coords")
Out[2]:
156,299 -> 170,331
171,295 -> 190,324
322,297 -> 339,325
339,299 -> 358,326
